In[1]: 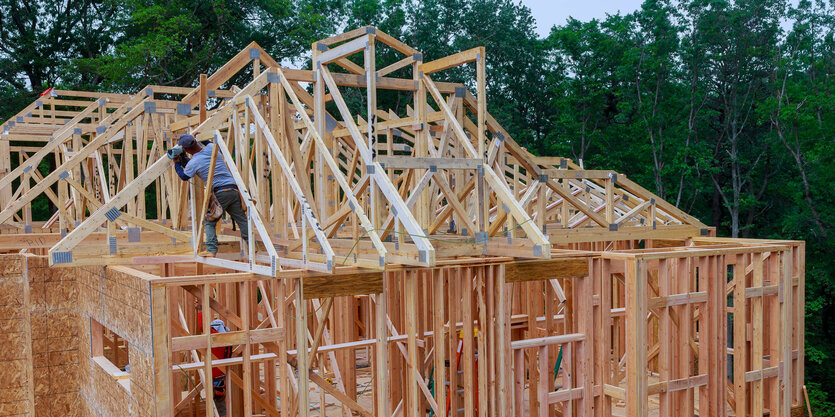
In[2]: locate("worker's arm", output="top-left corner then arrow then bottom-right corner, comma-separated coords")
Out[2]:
174,156 -> 191,181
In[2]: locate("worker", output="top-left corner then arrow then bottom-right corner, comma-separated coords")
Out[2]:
197,302 -> 231,416
169,134 -> 248,257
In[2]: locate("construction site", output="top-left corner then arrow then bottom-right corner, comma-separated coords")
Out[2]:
0,28 -> 805,417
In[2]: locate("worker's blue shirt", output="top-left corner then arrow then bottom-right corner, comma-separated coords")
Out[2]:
174,143 -> 237,190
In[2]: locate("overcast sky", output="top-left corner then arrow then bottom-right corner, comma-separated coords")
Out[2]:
521,0 -> 646,38
520,0 -> 799,38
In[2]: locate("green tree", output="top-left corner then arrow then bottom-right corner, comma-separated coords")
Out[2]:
543,17 -> 625,164
78,0 -> 341,91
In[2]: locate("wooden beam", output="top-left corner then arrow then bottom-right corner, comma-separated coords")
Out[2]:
419,47 -> 484,75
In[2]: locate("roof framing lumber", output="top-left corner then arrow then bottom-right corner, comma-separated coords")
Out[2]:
2,25 -> 710,271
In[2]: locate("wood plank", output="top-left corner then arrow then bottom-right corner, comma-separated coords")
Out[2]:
504,258 -> 589,283
419,47 -> 484,74
301,271 -> 383,299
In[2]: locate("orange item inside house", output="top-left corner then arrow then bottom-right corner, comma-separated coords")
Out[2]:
197,312 -> 231,379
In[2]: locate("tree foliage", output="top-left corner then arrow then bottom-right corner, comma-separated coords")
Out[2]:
1,0 -> 835,411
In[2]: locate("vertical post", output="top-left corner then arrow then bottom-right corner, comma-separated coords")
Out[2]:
477,268 -> 488,417
254,97 -> 267,226
433,269 -> 446,416
276,277 -> 290,417
366,33 -> 378,234
677,257 -> 695,413
415,52 -> 429,230
151,283 -> 172,416
454,95 -> 466,236
767,254 -> 781,416
242,102 -> 251,189
376,285 -> 389,416
513,348 -> 524,417
698,256 -> 710,412
605,177 -> 614,224
537,345 -> 549,417
486,266 -> 496,415
203,284 -> 214,417
91,319 -> 103,356
497,266 -> 512,417
708,256 -> 728,417
241,281 -> 252,416
781,250 -> 793,417
733,254 -> 748,415
200,73 -> 208,123
526,280 -> 539,414
124,124 -> 135,216
136,114 -> 147,220
535,180 -> 546,233
405,270 -> 419,417
476,47 -> 487,234
560,177 -> 570,228
626,258 -> 647,417
463,268 -> 475,417
296,278 -> 309,417
0,139 -> 10,208
577,261 -> 593,416
383,126 -> 393,232
594,258 -> 612,416
313,44 -> 325,222
57,147 -> 68,234
269,75 -> 282,235
659,259 -> 671,416
796,244 -> 806,408
448,269 -> 460,416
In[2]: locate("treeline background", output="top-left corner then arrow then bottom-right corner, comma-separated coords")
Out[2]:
1,0 -> 834,411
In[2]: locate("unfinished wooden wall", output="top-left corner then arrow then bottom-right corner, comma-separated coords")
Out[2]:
0,254 -> 79,416
77,265 -> 156,417
587,243 -> 805,417
0,254 -> 160,417
0,240 -> 807,417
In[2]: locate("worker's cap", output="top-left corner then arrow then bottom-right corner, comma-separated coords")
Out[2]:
178,134 -> 196,148
210,319 -> 229,333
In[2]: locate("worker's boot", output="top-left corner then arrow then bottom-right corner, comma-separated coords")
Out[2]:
198,251 -> 216,258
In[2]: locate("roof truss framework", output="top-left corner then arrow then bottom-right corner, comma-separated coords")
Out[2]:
0,28 -> 708,273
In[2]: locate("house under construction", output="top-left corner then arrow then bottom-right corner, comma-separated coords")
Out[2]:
0,28 -> 805,417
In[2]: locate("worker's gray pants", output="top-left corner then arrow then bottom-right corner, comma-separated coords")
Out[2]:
205,189 -> 249,254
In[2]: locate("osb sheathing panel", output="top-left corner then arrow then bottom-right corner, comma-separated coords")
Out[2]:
0,254 -> 32,416
78,321 -> 155,417
77,265 -> 153,354
128,349 -> 155,416
28,256 -> 81,417
78,320 -> 151,417
0,255 -> 160,417
0,254 -> 81,417
75,265 -> 155,417
84,355 -> 132,417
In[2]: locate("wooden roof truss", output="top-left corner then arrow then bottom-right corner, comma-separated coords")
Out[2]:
0,29 -> 709,273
